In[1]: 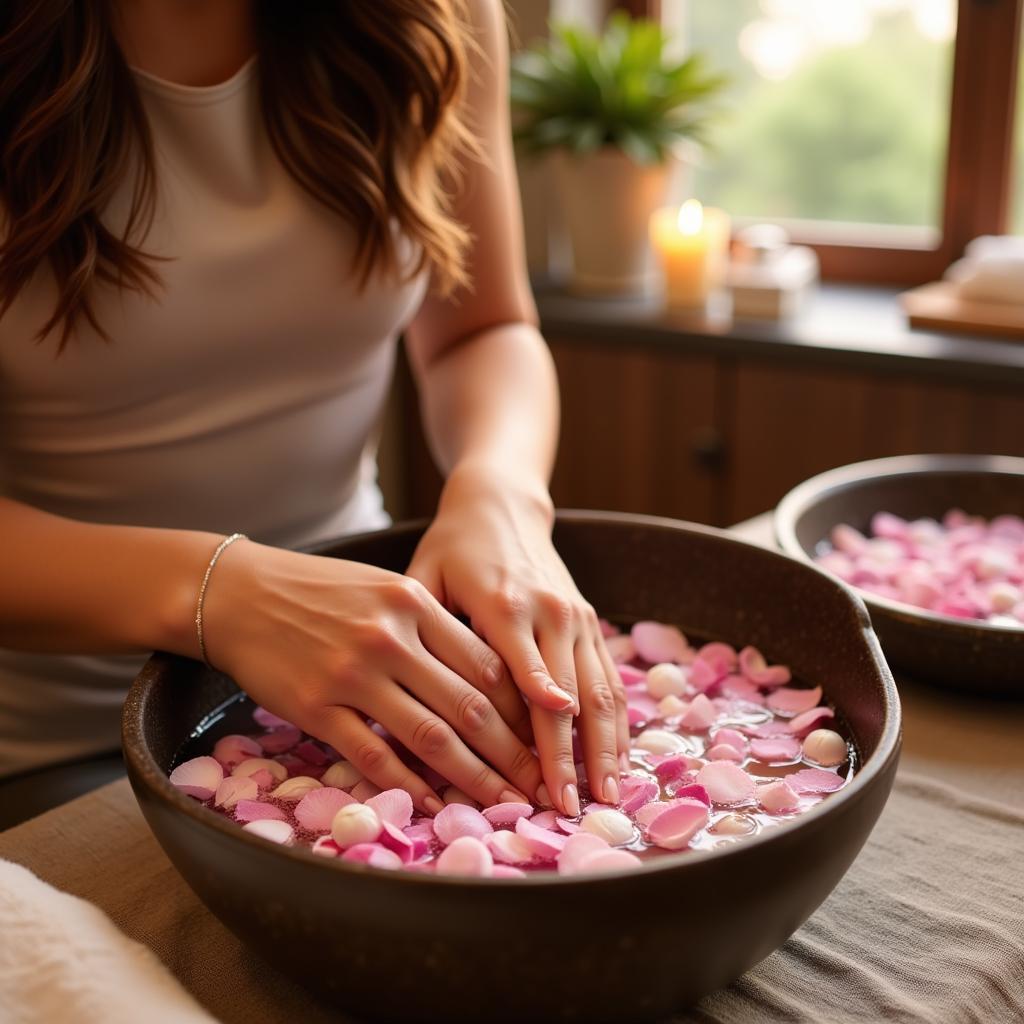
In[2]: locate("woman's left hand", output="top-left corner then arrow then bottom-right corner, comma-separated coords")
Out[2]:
407,464 -> 630,817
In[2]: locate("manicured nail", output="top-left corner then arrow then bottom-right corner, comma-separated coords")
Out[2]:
536,783 -> 552,807
500,788 -> 530,805
546,683 -> 575,710
603,774 -> 620,805
562,783 -> 580,817
424,795 -> 445,816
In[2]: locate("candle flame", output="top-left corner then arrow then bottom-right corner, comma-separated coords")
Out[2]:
677,199 -> 704,234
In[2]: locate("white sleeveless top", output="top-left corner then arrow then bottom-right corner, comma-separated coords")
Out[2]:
0,59 -> 427,775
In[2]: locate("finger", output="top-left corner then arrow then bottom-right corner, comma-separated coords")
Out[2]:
315,704 -> 444,816
474,598 -> 578,714
575,639 -> 622,806
595,634 -> 631,760
529,701 -> 579,817
417,602 -> 534,745
396,640 -> 543,801
405,555 -> 448,608
362,685 -> 531,808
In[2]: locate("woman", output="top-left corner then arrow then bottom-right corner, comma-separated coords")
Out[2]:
0,0 -> 628,823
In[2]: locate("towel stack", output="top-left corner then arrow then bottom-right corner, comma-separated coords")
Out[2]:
945,234 -> 1024,304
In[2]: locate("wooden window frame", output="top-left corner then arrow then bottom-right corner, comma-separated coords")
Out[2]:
611,0 -> 1023,285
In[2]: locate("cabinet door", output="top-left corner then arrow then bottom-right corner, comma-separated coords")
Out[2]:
549,339 -> 723,524
728,363 -> 1024,522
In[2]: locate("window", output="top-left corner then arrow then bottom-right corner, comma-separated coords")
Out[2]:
609,0 -> 1024,283
1014,13 -> 1024,233
669,2 -> 955,241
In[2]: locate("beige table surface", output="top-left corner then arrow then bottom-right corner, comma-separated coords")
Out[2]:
2,514 -> 1023,1023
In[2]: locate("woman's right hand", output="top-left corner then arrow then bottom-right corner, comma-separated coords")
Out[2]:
199,539 -> 543,815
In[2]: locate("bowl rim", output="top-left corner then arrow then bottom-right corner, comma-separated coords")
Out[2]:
775,453 -> 1024,636
123,509 -> 902,889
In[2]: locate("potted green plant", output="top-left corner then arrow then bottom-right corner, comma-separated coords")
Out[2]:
511,13 -> 727,295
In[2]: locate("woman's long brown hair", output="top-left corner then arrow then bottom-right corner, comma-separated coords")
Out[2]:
0,0 -> 473,347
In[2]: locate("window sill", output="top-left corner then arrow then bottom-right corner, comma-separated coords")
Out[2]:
533,280 -> 1024,388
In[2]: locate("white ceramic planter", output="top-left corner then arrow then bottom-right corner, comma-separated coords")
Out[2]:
552,148 -> 672,296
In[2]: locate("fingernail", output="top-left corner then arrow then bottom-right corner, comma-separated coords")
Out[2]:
500,788 -> 530,805
424,795 -> 445,816
546,683 -> 576,710
603,774 -> 620,805
536,783 -> 552,807
562,783 -> 580,817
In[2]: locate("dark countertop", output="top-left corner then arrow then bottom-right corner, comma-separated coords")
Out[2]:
534,281 -> 1024,388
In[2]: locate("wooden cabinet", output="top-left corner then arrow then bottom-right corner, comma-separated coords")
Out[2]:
728,365 -> 1024,521
548,341 -> 721,524
385,330 -> 1024,528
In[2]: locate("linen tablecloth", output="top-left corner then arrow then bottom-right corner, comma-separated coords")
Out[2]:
1,515 -> 1022,1023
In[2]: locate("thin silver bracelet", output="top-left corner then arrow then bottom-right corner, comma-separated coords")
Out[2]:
195,533 -> 247,668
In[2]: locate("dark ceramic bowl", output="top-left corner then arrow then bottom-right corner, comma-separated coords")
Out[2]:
776,454 -> 1024,695
123,512 -> 900,1024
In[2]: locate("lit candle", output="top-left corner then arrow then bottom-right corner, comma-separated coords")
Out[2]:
650,199 -> 731,309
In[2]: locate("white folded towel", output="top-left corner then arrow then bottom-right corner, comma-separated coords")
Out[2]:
0,859 -> 217,1024
945,234 -> 1024,305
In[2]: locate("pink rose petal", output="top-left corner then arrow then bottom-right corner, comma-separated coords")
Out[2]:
652,753 -> 704,784
626,695 -> 659,727
212,734 -> 263,769
680,693 -> 717,731
482,802 -> 534,826
231,758 -> 287,784
696,642 -> 738,674
295,740 -> 329,765
351,779 -> 383,802
555,817 -> 582,834
646,799 -> 710,850
294,787 -> 357,833
515,816 -> 567,859
528,809 -> 559,830
742,719 -> 794,739
672,783 -> 711,806
788,706 -> 836,737
618,775 -> 659,813
749,736 -> 802,762
599,618 -> 620,638
365,789 -> 414,830
342,843 -> 403,870
631,621 -> 690,664
557,832 -> 611,875
709,728 -> 748,755
766,685 -> 823,717
484,830 -> 535,865
252,707 -> 293,729
787,768 -> 847,794
234,799 -> 286,823
717,675 -> 765,705
492,865 -> 527,879
689,658 -> 727,693
433,804 -> 493,846
310,836 -> 341,857
605,635 -> 637,663
577,849 -> 643,873
758,779 -> 800,813
696,762 -> 756,805
378,821 -> 416,863
435,836 -> 494,877
242,819 -> 294,845
213,775 -> 259,809
169,756 -> 223,801
706,743 -> 745,762
257,726 -> 302,755
617,664 -> 648,687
